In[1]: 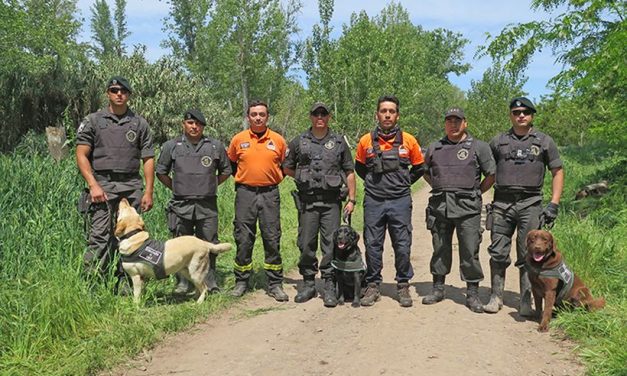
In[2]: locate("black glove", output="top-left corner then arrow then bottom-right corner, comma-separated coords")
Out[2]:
543,202 -> 559,226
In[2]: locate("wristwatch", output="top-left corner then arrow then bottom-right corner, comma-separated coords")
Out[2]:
347,199 -> 357,205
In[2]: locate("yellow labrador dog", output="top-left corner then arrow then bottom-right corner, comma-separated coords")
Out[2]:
115,198 -> 231,304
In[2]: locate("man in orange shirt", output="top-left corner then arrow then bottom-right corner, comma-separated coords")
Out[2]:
355,95 -> 425,307
227,100 -> 289,301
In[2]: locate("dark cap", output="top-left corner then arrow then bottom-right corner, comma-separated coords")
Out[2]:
310,102 -> 330,114
107,76 -> 132,92
184,109 -> 206,126
444,107 -> 465,119
509,97 -> 536,113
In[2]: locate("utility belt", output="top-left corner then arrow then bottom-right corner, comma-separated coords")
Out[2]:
94,170 -> 140,181
172,195 -> 215,201
494,191 -> 541,202
299,190 -> 341,203
235,183 -> 278,193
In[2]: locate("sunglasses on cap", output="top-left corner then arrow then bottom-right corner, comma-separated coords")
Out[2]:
311,110 -> 329,117
511,109 -> 533,116
108,87 -> 129,94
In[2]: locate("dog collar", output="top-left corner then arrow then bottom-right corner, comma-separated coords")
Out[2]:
331,259 -> 365,272
118,229 -> 142,241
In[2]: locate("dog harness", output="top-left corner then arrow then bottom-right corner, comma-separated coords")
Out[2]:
121,238 -> 167,280
331,258 -> 366,272
525,258 -> 575,304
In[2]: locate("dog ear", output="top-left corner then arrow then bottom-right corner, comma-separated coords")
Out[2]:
548,231 -> 555,252
139,216 -> 145,230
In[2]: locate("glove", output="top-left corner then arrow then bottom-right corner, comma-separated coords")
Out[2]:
542,202 -> 559,226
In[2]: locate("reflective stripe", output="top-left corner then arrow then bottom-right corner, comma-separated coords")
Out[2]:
233,262 -> 253,272
263,263 -> 283,271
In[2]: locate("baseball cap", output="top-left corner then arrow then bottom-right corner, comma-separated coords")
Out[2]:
310,102 -> 330,114
444,107 -> 465,119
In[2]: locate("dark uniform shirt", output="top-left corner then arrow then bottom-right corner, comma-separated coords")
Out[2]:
157,135 -> 231,219
76,108 -> 154,193
425,134 -> 495,218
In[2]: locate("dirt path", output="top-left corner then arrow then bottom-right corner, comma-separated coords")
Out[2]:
113,186 -> 583,376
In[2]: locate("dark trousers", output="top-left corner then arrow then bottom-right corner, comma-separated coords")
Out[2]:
84,189 -> 143,276
487,198 -> 543,270
233,186 -> 283,286
363,194 -> 414,284
429,212 -> 484,282
175,215 -> 219,273
297,202 -> 341,280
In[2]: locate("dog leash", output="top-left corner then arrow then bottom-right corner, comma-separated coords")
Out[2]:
343,210 -> 352,226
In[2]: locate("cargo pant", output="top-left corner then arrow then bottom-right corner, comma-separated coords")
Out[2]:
297,200 -> 341,280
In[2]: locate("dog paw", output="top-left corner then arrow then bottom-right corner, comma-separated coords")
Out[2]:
351,301 -> 360,308
537,324 -> 549,332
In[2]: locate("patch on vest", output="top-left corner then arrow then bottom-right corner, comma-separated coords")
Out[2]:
558,263 -> 573,285
78,121 -> 86,133
267,140 -> 276,150
398,145 -> 408,157
240,142 -> 250,149
201,155 -> 212,167
139,245 -> 163,265
457,149 -> 469,160
324,140 -> 335,150
530,145 -> 540,156
126,130 -> 137,142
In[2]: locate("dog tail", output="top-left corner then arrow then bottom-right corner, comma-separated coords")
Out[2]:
208,242 -> 232,255
580,288 -> 606,310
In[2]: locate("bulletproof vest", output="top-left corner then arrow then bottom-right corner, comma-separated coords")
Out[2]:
366,129 -> 410,174
294,131 -> 345,193
526,258 -> 575,304
91,112 -> 142,173
172,137 -> 220,198
429,137 -> 478,190
120,238 -> 167,280
495,132 -> 545,189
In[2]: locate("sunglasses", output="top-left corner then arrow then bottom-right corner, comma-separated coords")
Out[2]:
311,110 -> 329,117
108,87 -> 129,94
511,109 -> 533,116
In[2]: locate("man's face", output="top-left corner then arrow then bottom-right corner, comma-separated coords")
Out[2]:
107,85 -> 130,107
247,105 -> 269,132
182,119 -> 204,140
376,101 -> 399,131
509,106 -> 534,128
309,108 -> 331,130
444,116 -> 467,141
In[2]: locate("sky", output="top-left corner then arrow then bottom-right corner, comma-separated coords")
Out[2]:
76,0 -> 567,103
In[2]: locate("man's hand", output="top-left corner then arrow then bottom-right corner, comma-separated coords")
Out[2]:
141,192 -> 153,212
343,200 -> 355,224
543,202 -> 559,226
90,183 -> 108,203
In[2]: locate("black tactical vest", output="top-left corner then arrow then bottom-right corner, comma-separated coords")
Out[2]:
120,238 -> 167,280
429,137 -> 478,190
172,137 -> 220,198
366,129 -> 410,174
495,132 -> 546,190
91,112 -> 142,173
294,131 -> 345,194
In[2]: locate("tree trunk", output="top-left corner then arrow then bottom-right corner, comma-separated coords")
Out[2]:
45,126 -> 68,162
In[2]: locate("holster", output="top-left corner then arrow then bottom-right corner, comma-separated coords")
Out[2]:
485,203 -> 494,231
77,188 -> 92,214
166,202 -> 178,234
291,190 -> 303,213
425,206 -> 436,230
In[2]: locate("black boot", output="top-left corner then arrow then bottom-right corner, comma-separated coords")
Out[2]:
323,278 -> 338,307
484,263 -> 505,313
465,282 -> 484,313
204,254 -> 220,293
294,277 -> 317,303
173,273 -> 192,295
422,275 -> 445,305
519,268 -> 534,317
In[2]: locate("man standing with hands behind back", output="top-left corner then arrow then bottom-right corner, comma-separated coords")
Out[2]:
355,95 -> 425,308
227,100 -> 289,302
484,97 -> 564,316
76,76 -> 155,293
283,102 -> 357,307
156,109 -> 231,294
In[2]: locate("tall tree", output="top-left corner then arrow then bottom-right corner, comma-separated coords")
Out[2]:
162,0 -> 211,60
90,0 -> 129,59
479,0 -> 626,148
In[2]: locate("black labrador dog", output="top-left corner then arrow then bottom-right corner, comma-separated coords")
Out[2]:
331,225 -> 365,307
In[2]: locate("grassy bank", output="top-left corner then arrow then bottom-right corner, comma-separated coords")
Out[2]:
545,147 -> 626,375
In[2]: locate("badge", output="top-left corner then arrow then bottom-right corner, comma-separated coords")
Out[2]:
77,121 -> 86,133
240,142 -> 250,149
530,145 -> 540,156
201,156 -> 212,167
515,100 -> 522,107
558,264 -> 572,284
267,140 -> 276,151
398,145 -> 408,156
285,148 -> 290,158
324,140 -> 335,150
457,149 -> 469,160
126,130 -> 137,142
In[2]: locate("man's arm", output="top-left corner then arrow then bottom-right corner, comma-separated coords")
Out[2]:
218,174 -> 230,185
157,173 -> 173,190
409,163 -> 425,184
141,157 -> 155,212
550,167 -> 564,204
355,161 -> 368,180
480,174 -> 495,194
343,171 -> 357,215
76,145 -> 107,203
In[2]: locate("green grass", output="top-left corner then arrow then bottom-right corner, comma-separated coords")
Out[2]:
0,139 -> 306,375
544,146 -> 627,376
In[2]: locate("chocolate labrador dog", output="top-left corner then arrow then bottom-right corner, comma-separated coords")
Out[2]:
525,229 -> 605,332
331,225 -> 365,307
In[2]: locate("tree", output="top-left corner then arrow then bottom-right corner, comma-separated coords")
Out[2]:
90,0 -> 130,59
479,0 -> 626,149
